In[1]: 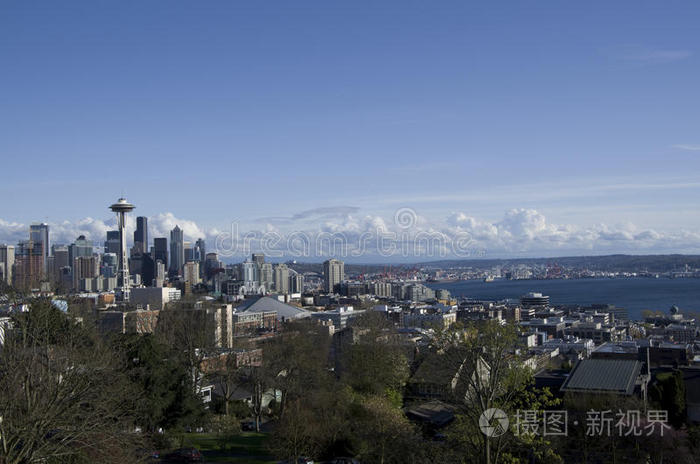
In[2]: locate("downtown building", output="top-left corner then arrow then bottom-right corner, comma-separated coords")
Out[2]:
323,258 -> 345,293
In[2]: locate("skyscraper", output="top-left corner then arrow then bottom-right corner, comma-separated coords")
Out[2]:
14,240 -> 44,289
29,223 -> 49,273
289,270 -> 304,294
51,244 -> 69,283
133,216 -> 148,255
169,226 -> 184,277
259,262 -> 273,293
274,263 -> 290,294
153,237 -> 168,269
69,235 -> 93,265
252,253 -> 265,267
155,260 -> 165,287
323,258 -> 344,293
204,252 -> 220,280
242,260 -> 259,289
195,238 -> 206,277
0,244 -> 15,286
184,261 -> 200,285
104,230 -> 121,254
184,241 -> 194,262
139,253 -> 155,288
101,252 -> 118,278
73,255 -> 99,291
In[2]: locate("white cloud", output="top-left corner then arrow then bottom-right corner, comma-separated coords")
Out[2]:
1,208 -> 699,261
672,144 -> 700,151
622,49 -> 692,65
148,212 -> 208,241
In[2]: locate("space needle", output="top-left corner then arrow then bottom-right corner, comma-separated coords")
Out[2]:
109,197 -> 135,301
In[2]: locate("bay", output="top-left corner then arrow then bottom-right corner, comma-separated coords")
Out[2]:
426,277 -> 700,321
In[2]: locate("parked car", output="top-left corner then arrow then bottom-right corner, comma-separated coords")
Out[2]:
278,458 -> 314,464
240,420 -> 256,431
327,458 -> 359,464
163,447 -> 203,462
134,448 -> 160,460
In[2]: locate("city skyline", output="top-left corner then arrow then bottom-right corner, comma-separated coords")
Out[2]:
2,1 -> 700,259
1,202 -> 700,262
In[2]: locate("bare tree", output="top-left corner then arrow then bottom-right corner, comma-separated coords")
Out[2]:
156,305 -> 218,395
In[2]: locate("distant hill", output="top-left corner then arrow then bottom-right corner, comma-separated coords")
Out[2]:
287,254 -> 700,275
418,254 -> 700,272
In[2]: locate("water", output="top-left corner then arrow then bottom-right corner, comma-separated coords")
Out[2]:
425,277 -> 700,320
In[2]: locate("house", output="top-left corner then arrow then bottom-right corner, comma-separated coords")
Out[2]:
200,348 -> 264,374
407,350 -> 489,401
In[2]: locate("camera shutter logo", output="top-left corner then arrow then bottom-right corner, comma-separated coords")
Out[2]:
479,408 -> 509,437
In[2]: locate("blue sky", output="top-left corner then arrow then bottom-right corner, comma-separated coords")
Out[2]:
1,1 -> 700,260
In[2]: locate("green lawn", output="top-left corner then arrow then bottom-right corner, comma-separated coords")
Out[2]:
180,432 -> 276,464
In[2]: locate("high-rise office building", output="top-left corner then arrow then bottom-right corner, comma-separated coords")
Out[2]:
153,237 -> 168,269
14,240 -> 45,289
184,261 -> 200,285
273,263 -> 290,294
101,252 -> 118,278
29,223 -> 49,273
155,260 -> 166,287
0,244 -> 15,286
323,258 -> 344,293
203,252 -> 220,280
289,270 -> 304,294
133,216 -> 148,255
252,253 -> 265,267
242,260 -> 259,287
69,235 -> 93,266
259,262 -> 273,293
104,230 -> 120,254
73,255 -> 99,291
51,244 -> 69,283
132,253 -> 155,288
195,238 -> 206,276
169,226 -> 184,277
184,241 -> 194,262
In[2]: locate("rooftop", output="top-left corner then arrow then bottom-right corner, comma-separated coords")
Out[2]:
561,359 -> 643,395
236,296 -> 310,321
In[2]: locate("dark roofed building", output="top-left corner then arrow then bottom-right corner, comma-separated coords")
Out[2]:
236,296 -> 310,321
561,359 -> 649,397
405,401 -> 456,429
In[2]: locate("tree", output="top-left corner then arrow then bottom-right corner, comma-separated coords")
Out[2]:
268,399 -> 321,462
264,320 -> 331,417
340,312 -> 409,397
349,395 -> 422,464
649,370 -> 686,427
432,321 -> 531,464
213,351 -> 250,417
236,365 -> 271,432
0,300 -> 141,464
111,333 -> 207,433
